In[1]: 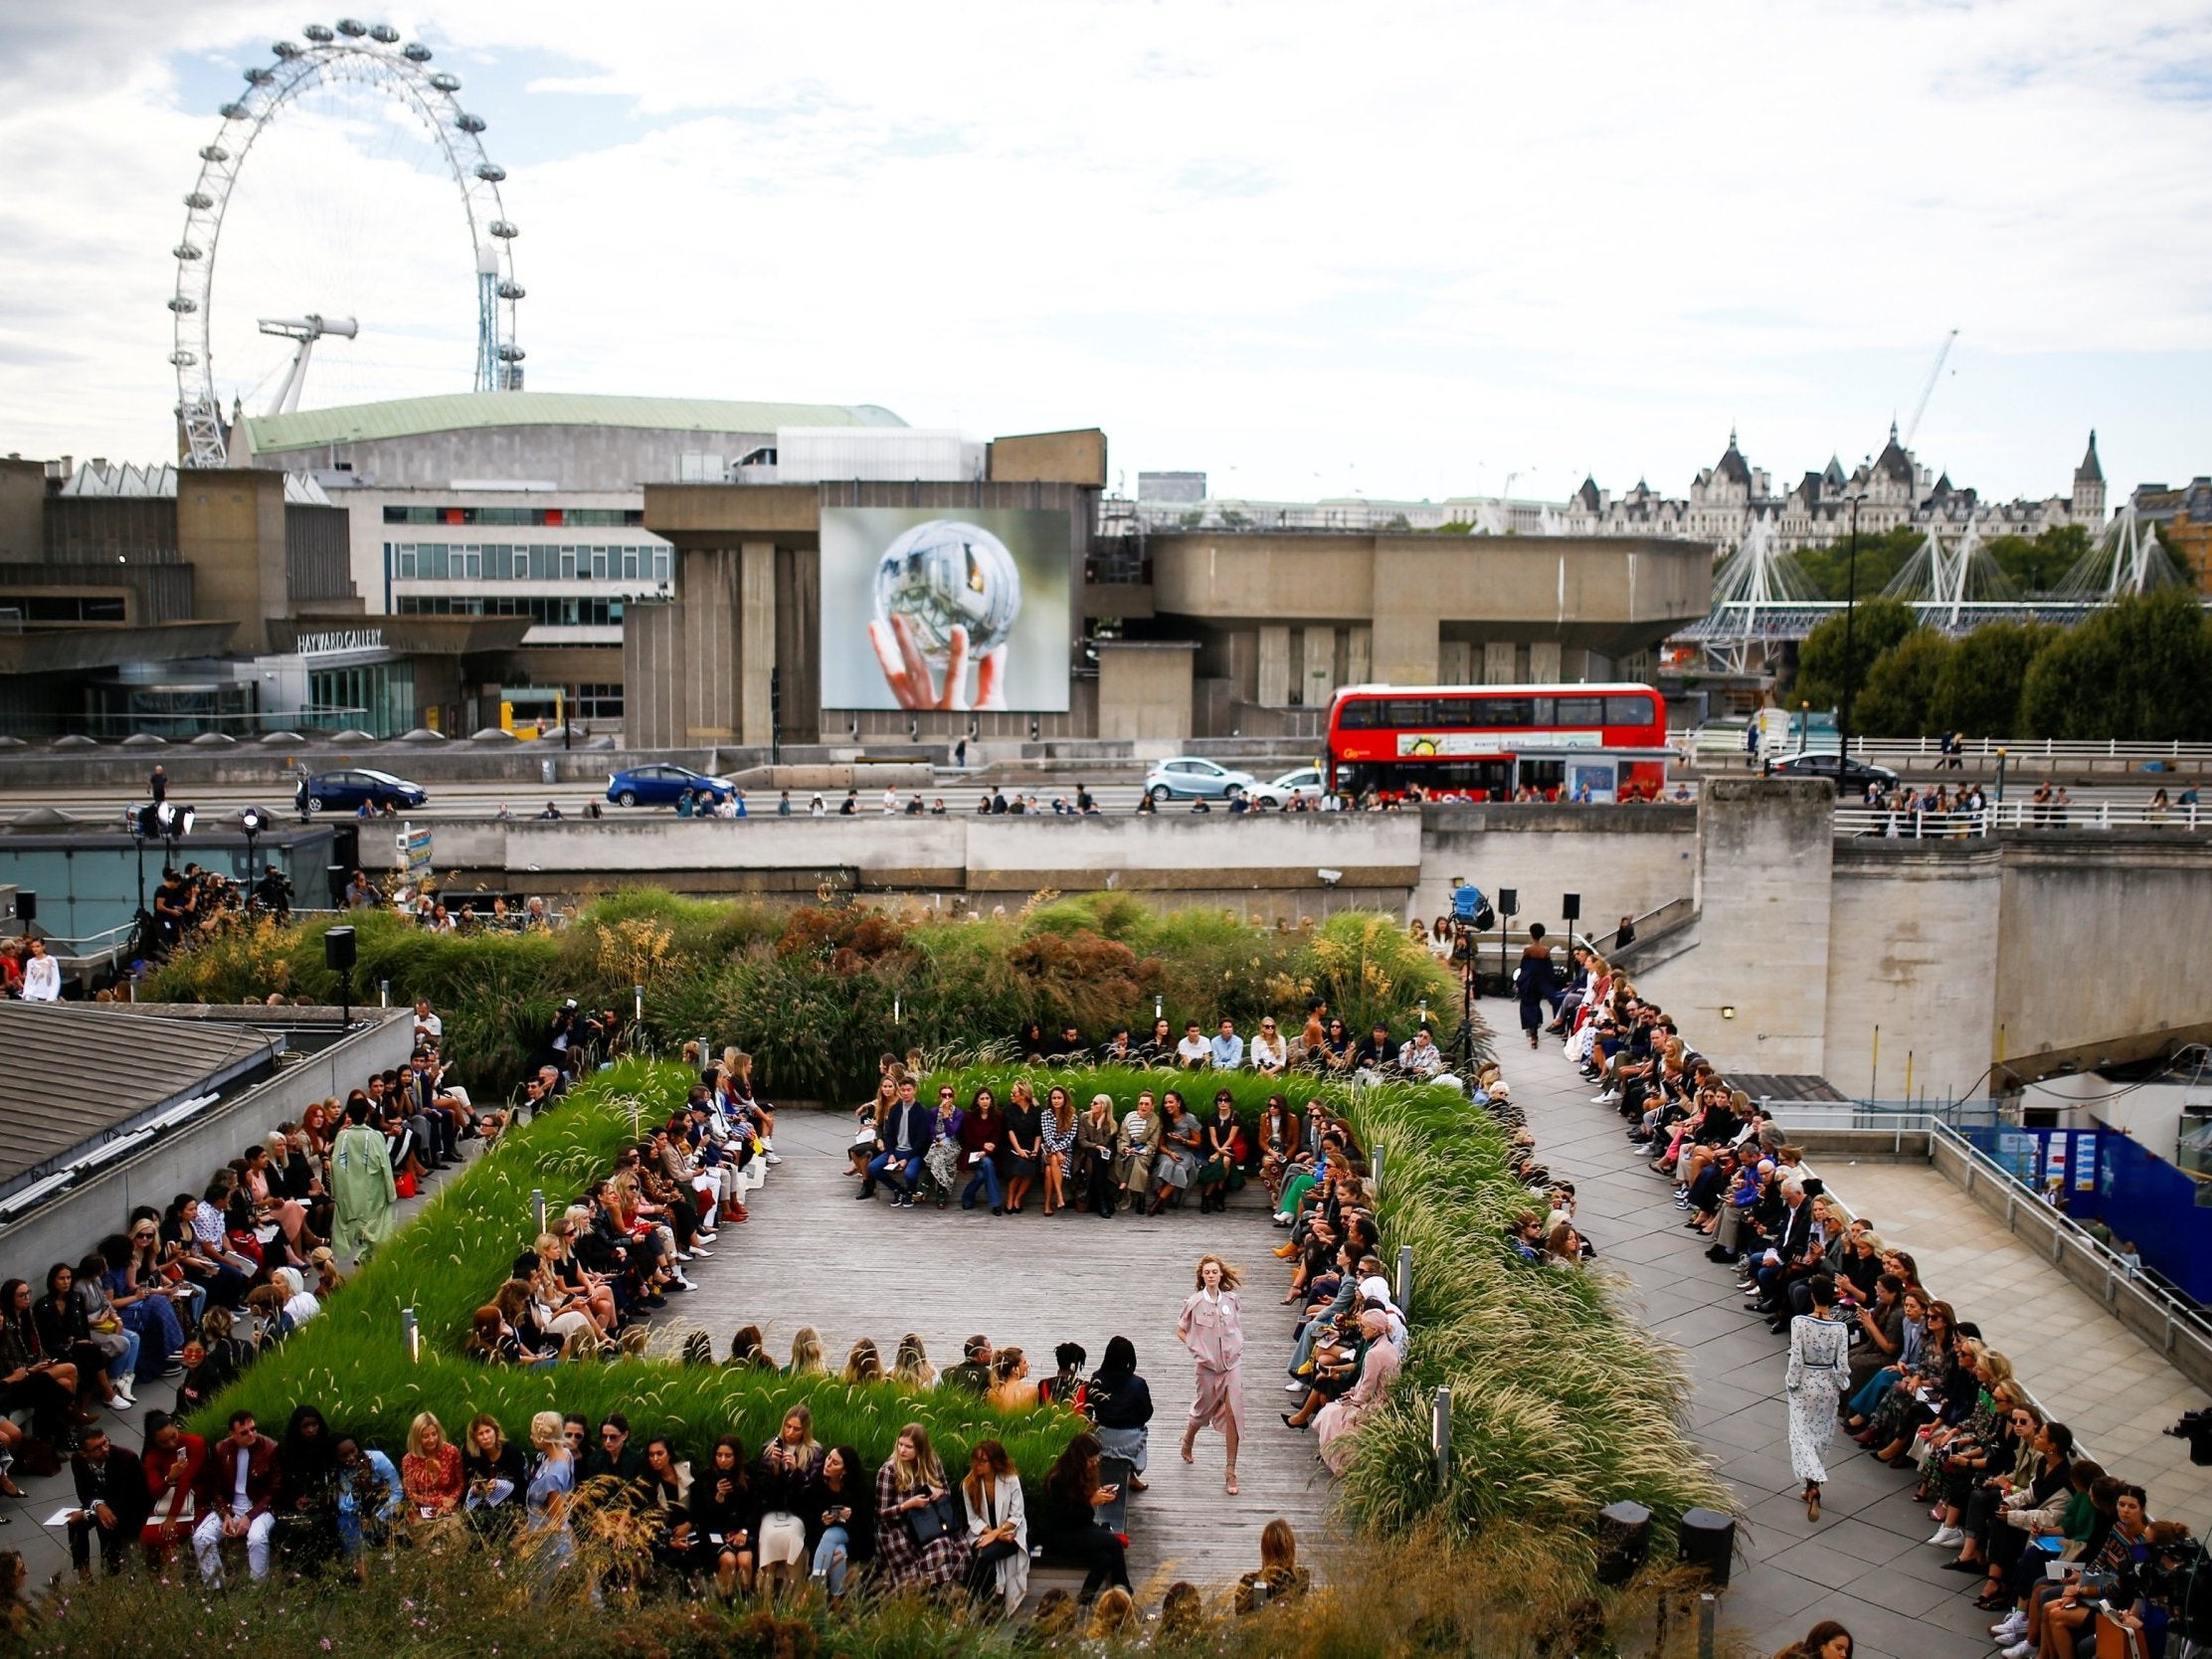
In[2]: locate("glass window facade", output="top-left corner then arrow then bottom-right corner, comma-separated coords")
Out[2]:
390,542 -> 670,584
307,658 -> 416,737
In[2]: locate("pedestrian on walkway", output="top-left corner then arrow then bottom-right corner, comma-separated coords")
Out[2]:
1784,1275 -> 1851,1521
329,1099 -> 397,1263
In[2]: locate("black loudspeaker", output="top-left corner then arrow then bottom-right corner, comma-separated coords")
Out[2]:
327,865 -> 348,909
1677,1507 -> 1737,1588
13,890 -> 32,922
324,926 -> 357,973
330,824 -> 359,871
1593,1499 -> 1651,1586
1561,891 -> 1581,924
1497,887 -> 1519,917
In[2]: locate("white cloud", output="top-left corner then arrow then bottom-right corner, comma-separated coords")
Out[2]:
0,0 -> 2207,503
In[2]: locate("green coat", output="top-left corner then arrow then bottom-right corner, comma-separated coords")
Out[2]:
329,1123 -> 399,1257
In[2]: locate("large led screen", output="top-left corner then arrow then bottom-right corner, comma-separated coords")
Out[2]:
820,506 -> 1071,712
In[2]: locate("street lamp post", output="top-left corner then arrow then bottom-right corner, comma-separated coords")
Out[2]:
1838,493 -> 1862,769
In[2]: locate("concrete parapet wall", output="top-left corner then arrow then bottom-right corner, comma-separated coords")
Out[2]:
1641,780 -> 1833,1074
1417,806 -> 1696,938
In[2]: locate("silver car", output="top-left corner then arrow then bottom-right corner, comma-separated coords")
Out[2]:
1142,757 -> 1257,802
1245,766 -> 1327,807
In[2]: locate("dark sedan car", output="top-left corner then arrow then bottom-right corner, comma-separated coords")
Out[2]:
1766,751 -> 1901,796
294,768 -> 429,815
605,765 -> 734,808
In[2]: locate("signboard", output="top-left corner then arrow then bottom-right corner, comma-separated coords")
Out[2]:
297,628 -> 386,655
398,827 -> 433,883
1396,729 -> 1601,757
819,507 -> 1071,712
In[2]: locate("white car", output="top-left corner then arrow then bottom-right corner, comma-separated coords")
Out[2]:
1142,756 -> 1257,802
1245,766 -> 1327,808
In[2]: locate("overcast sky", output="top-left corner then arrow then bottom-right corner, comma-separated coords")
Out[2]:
3,0 -> 2208,505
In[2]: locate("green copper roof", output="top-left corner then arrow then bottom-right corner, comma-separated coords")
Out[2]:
245,391 -> 907,455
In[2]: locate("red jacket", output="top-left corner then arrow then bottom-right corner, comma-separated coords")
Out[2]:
144,1432 -> 209,1533
199,1432 -> 280,1521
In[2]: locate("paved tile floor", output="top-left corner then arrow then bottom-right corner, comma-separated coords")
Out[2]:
1504,1032 -> 2009,1659
1833,1162 -> 2212,1518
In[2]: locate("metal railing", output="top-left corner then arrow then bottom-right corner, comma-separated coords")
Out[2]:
1931,1118 -> 2212,1383
1679,730 -> 2212,772
1849,735 -> 2212,768
1780,1108 -> 2212,1391
1834,801 -> 2206,836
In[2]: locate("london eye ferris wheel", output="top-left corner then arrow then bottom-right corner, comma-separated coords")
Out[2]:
168,19 -> 526,467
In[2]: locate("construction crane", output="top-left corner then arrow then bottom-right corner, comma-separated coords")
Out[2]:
258,314 -> 357,416
1902,327 -> 1958,448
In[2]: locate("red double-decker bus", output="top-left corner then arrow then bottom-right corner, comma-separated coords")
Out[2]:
1325,682 -> 1670,802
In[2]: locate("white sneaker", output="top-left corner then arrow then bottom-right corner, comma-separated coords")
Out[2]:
695,1231 -> 718,1243
689,1244 -> 714,1258
1285,1380 -> 1306,1392
1992,1612 -> 2026,1639
1592,1090 -> 1620,1105
675,1249 -> 694,1262
2002,1641 -> 2033,1659
765,1152 -> 784,1166
1928,1525 -> 1964,1547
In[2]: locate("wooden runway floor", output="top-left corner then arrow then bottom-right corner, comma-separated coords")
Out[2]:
672,1108 -> 1340,1590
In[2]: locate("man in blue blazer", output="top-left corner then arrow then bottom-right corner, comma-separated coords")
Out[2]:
860,1075 -> 932,1208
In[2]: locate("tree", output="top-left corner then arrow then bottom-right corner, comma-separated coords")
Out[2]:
1789,596 -> 1917,713
1984,524 -> 2089,596
2019,588 -> 2212,740
1928,621 -> 2057,736
1853,628 -> 1955,737
1795,526 -> 1920,602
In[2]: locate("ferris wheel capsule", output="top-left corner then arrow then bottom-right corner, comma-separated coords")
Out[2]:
244,66 -> 276,84
168,297 -> 198,313
429,72 -> 461,92
303,24 -> 335,41
369,23 -> 400,42
273,40 -> 302,59
456,112 -> 486,132
199,144 -> 230,162
403,42 -> 432,61
170,350 -> 198,366
496,280 -> 525,299
335,19 -> 367,36
474,162 -> 505,182
219,102 -> 248,119
184,191 -> 213,209
173,244 -> 204,261
488,219 -> 518,239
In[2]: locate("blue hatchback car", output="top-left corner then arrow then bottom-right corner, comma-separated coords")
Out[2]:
605,765 -> 735,808
294,768 -> 429,816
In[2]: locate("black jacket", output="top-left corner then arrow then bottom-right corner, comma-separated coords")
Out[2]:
72,1446 -> 150,1532
1084,1368 -> 1155,1430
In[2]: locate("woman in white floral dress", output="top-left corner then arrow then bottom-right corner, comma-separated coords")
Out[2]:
1785,1274 -> 1851,1521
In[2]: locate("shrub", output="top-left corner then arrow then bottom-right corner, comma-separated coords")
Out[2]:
203,1061 -> 1077,1505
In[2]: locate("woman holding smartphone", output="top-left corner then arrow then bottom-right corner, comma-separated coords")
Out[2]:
801,1443 -> 873,1603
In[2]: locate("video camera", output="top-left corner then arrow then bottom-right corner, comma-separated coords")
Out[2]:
2168,1407 -> 2212,1466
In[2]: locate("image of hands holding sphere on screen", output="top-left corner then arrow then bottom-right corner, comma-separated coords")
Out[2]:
821,507 -> 1070,714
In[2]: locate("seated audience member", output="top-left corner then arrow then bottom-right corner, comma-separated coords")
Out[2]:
1234,1517 -> 1313,1612
801,1442 -> 873,1603
1036,1431 -> 1130,1603
65,1425 -> 148,1579
690,1433 -> 757,1599
962,1437 -> 1029,1613
875,1422 -> 969,1591
860,1077 -> 929,1208
194,1409 -> 279,1586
